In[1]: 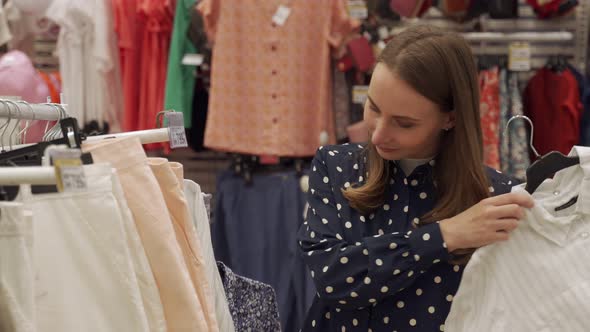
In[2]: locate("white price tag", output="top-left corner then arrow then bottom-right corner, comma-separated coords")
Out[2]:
352,85 -> 369,104
60,166 -> 87,192
272,5 -> 291,26
347,0 -> 368,19
509,42 -> 531,71
181,53 -> 204,66
49,148 -> 86,192
165,112 -> 188,149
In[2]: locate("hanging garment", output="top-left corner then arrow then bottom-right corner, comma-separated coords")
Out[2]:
0,203 -> 34,332
137,0 -> 174,133
217,262 -> 282,332
333,64 -> 352,142
0,3 -> 12,46
297,144 -> 515,332
212,169 -> 315,332
112,0 -> 143,132
46,0 -> 123,131
479,66 -> 501,170
184,179 -> 235,332
188,77 -> 209,151
82,137 -> 208,332
22,164 -> 150,332
148,158 -> 219,332
164,0 -> 198,128
507,72 -> 530,180
567,64 -> 590,147
197,0 -> 359,157
445,145 -> 590,332
499,68 -> 510,174
524,68 -> 583,157
110,170 -> 167,332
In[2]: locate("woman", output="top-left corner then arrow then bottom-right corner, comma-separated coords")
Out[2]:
297,25 -> 534,332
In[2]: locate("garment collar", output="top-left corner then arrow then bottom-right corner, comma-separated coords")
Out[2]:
514,146 -> 590,246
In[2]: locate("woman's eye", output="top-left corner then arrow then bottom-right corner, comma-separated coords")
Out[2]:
398,123 -> 415,129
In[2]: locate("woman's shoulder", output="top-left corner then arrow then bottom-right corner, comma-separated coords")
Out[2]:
484,166 -> 521,196
313,143 -> 366,166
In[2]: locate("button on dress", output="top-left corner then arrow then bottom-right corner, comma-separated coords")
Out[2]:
297,144 -> 515,332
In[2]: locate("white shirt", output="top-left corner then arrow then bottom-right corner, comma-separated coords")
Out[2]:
445,145 -> 590,332
46,0 -> 122,131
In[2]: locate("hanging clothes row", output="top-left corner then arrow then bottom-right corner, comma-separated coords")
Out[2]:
478,59 -> 531,180
0,106 -> 282,332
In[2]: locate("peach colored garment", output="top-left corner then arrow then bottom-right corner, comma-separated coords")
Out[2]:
198,0 -> 359,157
82,137 -> 208,332
148,158 -> 219,332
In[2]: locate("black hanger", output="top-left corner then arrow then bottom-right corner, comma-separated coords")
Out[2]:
0,117 -> 92,166
525,151 -> 579,194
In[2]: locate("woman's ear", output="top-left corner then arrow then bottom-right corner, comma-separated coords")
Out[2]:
444,111 -> 456,130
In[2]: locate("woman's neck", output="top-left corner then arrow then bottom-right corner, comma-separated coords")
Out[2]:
398,157 -> 432,176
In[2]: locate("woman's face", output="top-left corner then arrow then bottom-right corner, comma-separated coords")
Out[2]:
364,63 -> 455,160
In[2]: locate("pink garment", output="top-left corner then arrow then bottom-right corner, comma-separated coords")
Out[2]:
198,0 -> 358,157
82,137 -> 209,332
149,159 -> 219,332
479,67 -> 501,170
0,50 -> 49,103
0,50 -> 53,144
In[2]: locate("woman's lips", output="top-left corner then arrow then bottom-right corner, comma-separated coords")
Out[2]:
377,146 -> 398,153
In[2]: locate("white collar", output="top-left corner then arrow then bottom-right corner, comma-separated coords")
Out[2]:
513,146 -> 590,246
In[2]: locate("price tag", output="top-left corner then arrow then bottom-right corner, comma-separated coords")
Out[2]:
272,5 -> 291,26
509,42 -> 531,71
352,85 -> 369,104
347,0 -> 368,19
165,112 -> 188,149
50,149 -> 86,193
181,53 -> 204,66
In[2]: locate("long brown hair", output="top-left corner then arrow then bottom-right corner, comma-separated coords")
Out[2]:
342,25 -> 491,263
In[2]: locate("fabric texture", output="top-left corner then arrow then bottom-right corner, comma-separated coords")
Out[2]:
137,0 -> 174,134
0,202 -> 34,332
333,64 -> 351,141
197,0 -> 359,156
164,0 -> 198,128
524,68 -> 583,157
46,0 -> 123,130
217,262 -> 282,332
445,145 -> 590,332
112,0 -> 143,132
184,179 -> 235,332
148,158 -> 219,332
499,68 -> 510,174
82,137 -> 207,332
21,164 -> 150,332
507,71 -> 530,180
479,66 -> 501,169
297,144 -> 515,332
110,170 -> 167,332
212,169 -> 315,332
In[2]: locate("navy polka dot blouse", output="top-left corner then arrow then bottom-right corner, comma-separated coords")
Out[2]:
297,144 -> 515,332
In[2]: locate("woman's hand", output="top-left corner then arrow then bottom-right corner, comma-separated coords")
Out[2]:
439,192 -> 535,252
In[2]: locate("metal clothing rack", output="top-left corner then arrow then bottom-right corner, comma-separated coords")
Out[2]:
0,100 -> 172,147
0,100 -> 174,185
389,0 -> 590,74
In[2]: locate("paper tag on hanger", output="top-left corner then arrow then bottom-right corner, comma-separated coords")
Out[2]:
508,42 -> 531,71
50,149 -> 86,193
347,0 -> 368,19
181,53 -> 204,66
165,112 -> 188,149
352,85 -> 369,104
272,5 -> 291,26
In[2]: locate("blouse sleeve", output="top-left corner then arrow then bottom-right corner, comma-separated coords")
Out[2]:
327,0 -> 360,49
196,0 -> 221,43
297,148 -> 451,310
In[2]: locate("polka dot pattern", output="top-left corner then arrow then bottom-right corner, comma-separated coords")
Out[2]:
298,144 -> 514,331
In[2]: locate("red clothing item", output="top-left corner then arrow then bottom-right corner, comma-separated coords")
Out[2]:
524,68 -> 582,157
479,67 -> 501,170
112,0 -> 143,132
